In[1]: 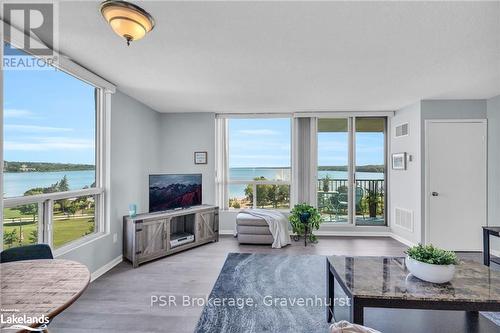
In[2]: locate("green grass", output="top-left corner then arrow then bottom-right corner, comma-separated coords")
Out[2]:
52,217 -> 94,248
3,207 -> 33,220
3,216 -> 95,249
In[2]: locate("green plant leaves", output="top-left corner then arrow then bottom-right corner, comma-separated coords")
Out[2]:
406,244 -> 458,265
289,203 -> 323,235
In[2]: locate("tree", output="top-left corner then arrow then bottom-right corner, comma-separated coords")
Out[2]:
85,221 -> 95,236
66,201 -> 78,217
3,230 -> 18,248
244,177 -> 290,208
244,176 -> 269,207
19,204 -> 37,223
29,230 -> 38,244
265,184 -> 290,208
229,198 -> 241,209
274,185 -> 290,208
19,189 -> 42,224
58,175 -> 70,192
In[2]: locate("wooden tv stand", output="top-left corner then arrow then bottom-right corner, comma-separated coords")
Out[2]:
123,205 -> 219,268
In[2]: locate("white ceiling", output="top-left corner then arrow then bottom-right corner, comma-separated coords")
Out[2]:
31,1 -> 500,113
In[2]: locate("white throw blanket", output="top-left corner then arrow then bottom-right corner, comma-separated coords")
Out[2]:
241,209 -> 291,248
330,321 -> 381,333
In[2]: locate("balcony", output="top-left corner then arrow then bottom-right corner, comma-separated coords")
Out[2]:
317,179 -> 385,225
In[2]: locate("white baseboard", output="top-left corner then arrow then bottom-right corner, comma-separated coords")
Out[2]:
223,229 -> 399,238
491,249 -> 500,258
390,233 -> 416,247
314,230 -> 391,237
91,255 -> 122,282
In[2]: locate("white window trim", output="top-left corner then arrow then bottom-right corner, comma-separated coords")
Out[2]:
1,23 -> 115,251
294,111 -> 394,118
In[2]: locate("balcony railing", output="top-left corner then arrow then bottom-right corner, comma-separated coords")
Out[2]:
317,179 -> 384,193
317,179 -> 385,224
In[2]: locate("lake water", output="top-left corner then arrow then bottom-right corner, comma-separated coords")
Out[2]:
3,170 -> 96,197
2,168 -> 383,198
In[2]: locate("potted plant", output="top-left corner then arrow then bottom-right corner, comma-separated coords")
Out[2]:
405,244 -> 458,283
322,175 -> 331,192
289,203 -> 322,245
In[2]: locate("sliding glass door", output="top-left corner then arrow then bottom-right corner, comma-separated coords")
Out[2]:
317,117 -> 386,225
354,118 -> 386,225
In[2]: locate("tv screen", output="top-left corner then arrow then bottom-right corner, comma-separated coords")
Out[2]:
149,174 -> 202,212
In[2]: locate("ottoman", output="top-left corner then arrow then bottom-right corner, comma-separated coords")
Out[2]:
236,212 -> 273,244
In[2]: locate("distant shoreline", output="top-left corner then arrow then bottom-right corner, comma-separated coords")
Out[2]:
3,161 -> 95,173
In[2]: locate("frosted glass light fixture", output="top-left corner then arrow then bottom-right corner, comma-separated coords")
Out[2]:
100,0 -> 155,46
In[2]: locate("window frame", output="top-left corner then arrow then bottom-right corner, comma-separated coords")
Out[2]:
1,35 -> 114,253
315,116 -> 388,226
221,115 -> 293,211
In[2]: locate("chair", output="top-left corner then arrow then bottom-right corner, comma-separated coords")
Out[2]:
328,187 -> 365,221
0,244 -> 54,263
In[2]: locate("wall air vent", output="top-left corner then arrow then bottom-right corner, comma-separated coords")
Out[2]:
395,123 -> 409,138
394,207 -> 413,232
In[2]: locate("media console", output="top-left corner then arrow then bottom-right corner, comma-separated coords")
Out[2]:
123,205 -> 219,268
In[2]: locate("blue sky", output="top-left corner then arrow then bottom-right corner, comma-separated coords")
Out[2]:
229,118 -> 384,168
229,118 -> 292,168
3,47 -> 96,164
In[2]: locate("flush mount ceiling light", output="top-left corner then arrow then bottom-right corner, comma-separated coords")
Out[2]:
100,0 -> 155,46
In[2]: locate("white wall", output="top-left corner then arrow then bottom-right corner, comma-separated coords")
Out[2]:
389,100 -> 489,246
58,91 -> 161,274
159,113 -> 216,205
389,102 -> 422,245
419,100 -> 487,243
487,95 -> 500,253
59,110 -> 217,273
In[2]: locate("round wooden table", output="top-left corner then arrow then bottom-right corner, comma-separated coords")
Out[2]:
0,259 -> 90,331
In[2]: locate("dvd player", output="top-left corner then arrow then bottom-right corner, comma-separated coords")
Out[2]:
170,232 -> 195,248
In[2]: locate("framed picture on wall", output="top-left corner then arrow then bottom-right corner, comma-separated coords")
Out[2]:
194,151 -> 208,164
392,152 -> 407,170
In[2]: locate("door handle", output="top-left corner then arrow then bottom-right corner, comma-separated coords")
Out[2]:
431,192 -> 439,197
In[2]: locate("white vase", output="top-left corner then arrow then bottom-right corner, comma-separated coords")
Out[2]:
405,256 -> 456,284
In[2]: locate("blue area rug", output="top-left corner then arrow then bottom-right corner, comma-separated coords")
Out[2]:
481,262 -> 500,326
481,312 -> 500,326
194,253 -> 330,333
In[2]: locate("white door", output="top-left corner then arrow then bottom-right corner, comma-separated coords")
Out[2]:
426,120 -> 487,251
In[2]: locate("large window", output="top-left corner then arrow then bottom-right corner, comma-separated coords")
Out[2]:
2,43 -> 104,251
226,118 -> 291,210
317,117 -> 386,225
317,119 -> 350,223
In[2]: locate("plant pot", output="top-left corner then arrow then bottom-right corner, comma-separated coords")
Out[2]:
405,256 -> 455,284
368,204 -> 377,218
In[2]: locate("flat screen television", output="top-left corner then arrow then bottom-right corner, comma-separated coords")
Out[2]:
149,174 -> 202,212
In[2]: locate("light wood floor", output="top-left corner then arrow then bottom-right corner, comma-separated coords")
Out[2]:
50,236 -> 407,332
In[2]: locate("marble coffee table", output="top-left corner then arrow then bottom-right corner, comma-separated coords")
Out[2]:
326,256 -> 500,325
